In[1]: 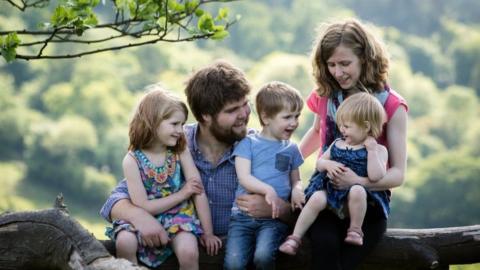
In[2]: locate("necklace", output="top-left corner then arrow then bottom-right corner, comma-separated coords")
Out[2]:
136,149 -> 177,184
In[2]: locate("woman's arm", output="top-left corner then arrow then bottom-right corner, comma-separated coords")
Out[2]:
124,153 -> 201,216
331,107 -> 407,190
299,114 -> 321,158
180,148 -> 221,255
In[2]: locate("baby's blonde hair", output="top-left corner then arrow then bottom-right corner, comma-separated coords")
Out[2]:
336,92 -> 386,138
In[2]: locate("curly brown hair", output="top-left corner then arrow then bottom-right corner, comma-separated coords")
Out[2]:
128,84 -> 188,152
311,18 -> 389,97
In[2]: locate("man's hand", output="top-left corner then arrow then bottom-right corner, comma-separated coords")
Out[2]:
200,233 -> 222,256
236,193 -> 292,222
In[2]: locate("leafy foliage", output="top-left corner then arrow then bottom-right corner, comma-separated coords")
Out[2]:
0,0 -> 236,61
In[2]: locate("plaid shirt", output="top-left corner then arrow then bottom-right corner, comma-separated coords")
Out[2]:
100,123 -> 239,236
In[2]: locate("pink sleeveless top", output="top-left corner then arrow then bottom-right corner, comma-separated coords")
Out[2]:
306,89 -> 408,157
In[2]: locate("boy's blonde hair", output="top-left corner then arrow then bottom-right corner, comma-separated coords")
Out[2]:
336,92 -> 386,138
256,81 -> 303,126
129,84 -> 188,152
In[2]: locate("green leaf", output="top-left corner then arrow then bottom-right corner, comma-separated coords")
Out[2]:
0,33 -> 20,62
5,33 -> 20,48
211,29 -> 229,40
216,7 -> 228,20
194,8 -> 204,17
197,13 -> 214,33
156,16 -> 167,28
84,14 -> 98,27
186,0 -> 199,12
1,48 -> 17,62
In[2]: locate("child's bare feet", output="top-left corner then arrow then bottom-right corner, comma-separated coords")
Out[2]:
344,228 -> 364,246
279,235 -> 302,255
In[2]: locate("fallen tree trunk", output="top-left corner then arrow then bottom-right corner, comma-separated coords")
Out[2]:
1,198 -> 479,270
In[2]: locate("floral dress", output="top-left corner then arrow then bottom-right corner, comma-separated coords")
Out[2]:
106,149 -> 203,268
304,140 -> 390,219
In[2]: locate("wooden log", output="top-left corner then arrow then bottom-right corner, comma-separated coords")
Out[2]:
0,195 -> 146,270
1,198 -> 479,270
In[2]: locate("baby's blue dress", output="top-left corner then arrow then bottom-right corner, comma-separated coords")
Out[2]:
304,140 -> 390,219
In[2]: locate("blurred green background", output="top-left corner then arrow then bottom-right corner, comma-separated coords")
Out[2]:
1,1 -> 479,268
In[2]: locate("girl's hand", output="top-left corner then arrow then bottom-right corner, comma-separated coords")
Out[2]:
364,136 -> 378,151
200,233 -> 222,256
290,186 -> 305,211
265,189 -> 281,219
321,160 -> 346,179
180,177 -> 204,199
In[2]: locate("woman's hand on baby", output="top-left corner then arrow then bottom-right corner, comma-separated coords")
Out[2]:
200,233 -> 222,256
329,167 -> 364,190
180,177 -> 204,198
323,160 -> 346,178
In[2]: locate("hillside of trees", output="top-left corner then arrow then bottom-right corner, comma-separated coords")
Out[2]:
1,1 -> 479,256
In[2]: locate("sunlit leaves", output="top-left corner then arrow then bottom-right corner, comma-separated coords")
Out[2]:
2,0 -> 234,61
0,33 -> 21,62
50,0 -> 99,35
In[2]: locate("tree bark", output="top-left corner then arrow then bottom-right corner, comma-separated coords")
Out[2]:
1,202 -> 479,270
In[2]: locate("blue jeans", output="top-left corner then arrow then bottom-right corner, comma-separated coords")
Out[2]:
224,213 -> 288,270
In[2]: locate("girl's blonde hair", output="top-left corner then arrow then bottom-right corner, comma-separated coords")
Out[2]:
336,92 -> 386,138
312,18 -> 389,97
256,81 -> 304,126
128,84 -> 188,152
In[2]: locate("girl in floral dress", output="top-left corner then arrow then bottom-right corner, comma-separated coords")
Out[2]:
106,85 -> 221,269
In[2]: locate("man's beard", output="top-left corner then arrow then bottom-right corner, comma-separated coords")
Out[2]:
209,118 -> 247,145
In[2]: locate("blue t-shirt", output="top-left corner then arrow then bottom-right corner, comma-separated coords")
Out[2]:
231,133 -> 303,215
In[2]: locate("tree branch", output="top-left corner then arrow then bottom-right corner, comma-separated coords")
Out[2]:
14,33 -> 215,60
1,0 -> 238,61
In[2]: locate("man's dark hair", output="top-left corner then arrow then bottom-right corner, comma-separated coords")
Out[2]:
185,60 -> 251,122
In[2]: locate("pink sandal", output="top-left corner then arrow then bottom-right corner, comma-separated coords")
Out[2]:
279,235 -> 302,255
344,228 -> 364,246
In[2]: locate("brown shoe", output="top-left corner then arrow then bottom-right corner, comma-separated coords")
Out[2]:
344,228 -> 364,246
279,235 -> 302,256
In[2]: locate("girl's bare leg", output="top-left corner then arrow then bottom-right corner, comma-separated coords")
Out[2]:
345,185 -> 367,245
171,231 -> 199,270
116,230 -> 138,264
279,190 -> 327,255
